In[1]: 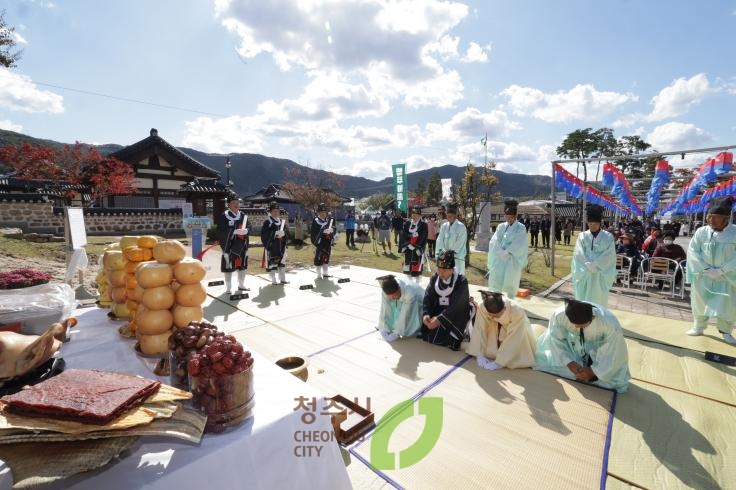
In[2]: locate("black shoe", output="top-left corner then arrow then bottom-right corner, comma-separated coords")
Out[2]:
280,281 -> 289,285
322,274 -> 331,279
448,339 -> 462,351
237,286 -> 250,291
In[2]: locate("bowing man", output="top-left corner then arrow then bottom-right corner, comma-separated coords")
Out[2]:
399,205 -> 428,281
260,201 -> 288,285
311,203 -> 336,279
376,274 -> 424,342
421,250 -> 471,351
534,299 -> 630,393
466,291 -> 536,370
487,199 -> 528,297
571,205 -> 616,307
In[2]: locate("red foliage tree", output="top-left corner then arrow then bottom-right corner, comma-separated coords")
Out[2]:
0,142 -> 137,206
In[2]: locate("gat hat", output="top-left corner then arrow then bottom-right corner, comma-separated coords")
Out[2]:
480,291 -> 505,314
380,209 -> 386,215
317,203 -> 327,212
586,205 -> 604,223
436,250 -> 456,269
410,205 -> 422,215
504,200 -> 518,215
268,201 -> 279,211
376,275 -> 400,295
445,203 -> 458,214
709,196 -> 734,216
662,230 -> 675,239
565,299 -> 594,325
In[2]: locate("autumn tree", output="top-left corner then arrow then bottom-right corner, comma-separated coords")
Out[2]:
280,165 -> 346,215
0,142 -> 137,206
0,10 -> 22,68
414,176 -> 427,198
454,161 -> 498,260
360,192 -> 392,212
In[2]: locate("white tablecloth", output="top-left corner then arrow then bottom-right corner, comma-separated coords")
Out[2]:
0,307 -> 352,490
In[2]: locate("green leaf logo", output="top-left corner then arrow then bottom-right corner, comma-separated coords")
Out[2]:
370,397 -> 443,470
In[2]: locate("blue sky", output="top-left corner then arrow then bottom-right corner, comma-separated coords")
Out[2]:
1,0 -> 735,181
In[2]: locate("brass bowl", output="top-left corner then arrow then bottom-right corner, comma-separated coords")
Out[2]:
275,356 -> 309,382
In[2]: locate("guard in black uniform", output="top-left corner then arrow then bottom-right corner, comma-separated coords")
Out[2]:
399,205 -> 428,281
310,203 -> 336,279
216,195 -> 252,293
260,201 -> 288,285
421,250 -> 471,351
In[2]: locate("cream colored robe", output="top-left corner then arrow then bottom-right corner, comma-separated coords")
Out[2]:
466,300 -> 536,369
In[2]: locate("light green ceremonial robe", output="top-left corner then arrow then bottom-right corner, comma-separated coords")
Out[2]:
436,219 -> 468,274
687,223 -> 736,332
534,304 -> 630,393
486,221 -> 528,297
571,229 -> 616,307
378,276 -> 424,337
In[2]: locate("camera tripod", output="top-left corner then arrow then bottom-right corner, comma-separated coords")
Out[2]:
359,226 -> 379,255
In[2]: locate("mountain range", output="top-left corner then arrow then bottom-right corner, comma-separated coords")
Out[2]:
0,129 -> 551,199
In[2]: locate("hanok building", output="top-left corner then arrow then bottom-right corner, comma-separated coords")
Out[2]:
243,183 -> 352,219
110,128 -> 228,219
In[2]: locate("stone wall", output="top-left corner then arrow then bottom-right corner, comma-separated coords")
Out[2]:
0,202 -> 184,235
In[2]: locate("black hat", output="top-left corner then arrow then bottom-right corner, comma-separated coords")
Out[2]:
376,275 -> 399,295
268,201 -> 279,211
380,209 -> 386,215
504,200 -> 518,215
436,250 -> 456,269
410,205 -> 422,215
227,194 -> 240,203
430,213 -> 437,219
480,291 -> 505,314
586,205 -> 604,223
446,203 -> 458,214
317,203 -> 327,212
564,299 -> 594,325
709,196 -> 733,216
662,230 -> 675,239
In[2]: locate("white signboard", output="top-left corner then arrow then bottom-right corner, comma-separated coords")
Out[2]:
65,207 -> 87,250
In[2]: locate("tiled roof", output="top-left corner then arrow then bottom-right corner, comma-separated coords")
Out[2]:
111,129 -> 219,178
179,178 -> 229,195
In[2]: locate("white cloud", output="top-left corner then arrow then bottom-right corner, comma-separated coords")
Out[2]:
500,84 -> 637,123
425,107 -> 519,143
646,122 -> 712,152
460,42 -> 489,63
215,0 -> 469,108
0,68 -> 64,114
0,119 -> 23,132
646,73 -> 712,121
12,32 -> 28,45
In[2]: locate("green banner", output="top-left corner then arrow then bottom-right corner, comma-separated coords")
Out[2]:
392,163 -> 407,214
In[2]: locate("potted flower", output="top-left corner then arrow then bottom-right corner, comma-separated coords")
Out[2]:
0,269 -> 53,290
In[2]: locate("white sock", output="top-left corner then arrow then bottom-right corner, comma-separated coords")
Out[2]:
380,331 -> 399,342
279,268 -> 286,283
224,273 -> 233,293
269,270 -> 277,285
322,264 -> 329,276
485,360 -> 503,371
686,327 -> 704,336
237,270 -> 246,289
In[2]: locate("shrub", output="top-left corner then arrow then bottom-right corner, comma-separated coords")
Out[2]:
0,269 -> 53,290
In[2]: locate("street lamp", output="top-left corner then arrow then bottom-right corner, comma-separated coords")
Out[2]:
225,157 -> 231,190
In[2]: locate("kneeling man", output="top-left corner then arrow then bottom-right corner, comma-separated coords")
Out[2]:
466,291 -> 536,370
376,274 -> 424,342
421,250 -> 470,351
534,299 -> 630,393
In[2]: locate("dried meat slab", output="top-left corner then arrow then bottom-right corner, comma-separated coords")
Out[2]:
0,369 -> 161,425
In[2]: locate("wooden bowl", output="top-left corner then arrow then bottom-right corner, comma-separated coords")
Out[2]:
275,356 -> 309,382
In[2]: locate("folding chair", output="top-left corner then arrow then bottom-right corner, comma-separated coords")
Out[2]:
615,254 -> 632,287
640,257 -> 679,298
676,259 -> 688,299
